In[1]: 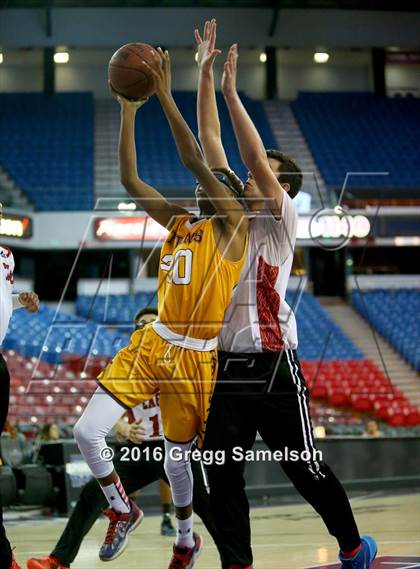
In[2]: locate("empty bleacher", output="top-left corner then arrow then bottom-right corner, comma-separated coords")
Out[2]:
5,291 -> 419,427
0,93 -> 94,211
351,288 -> 420,371
95,91 -> 277,200
291,92 -> 420,192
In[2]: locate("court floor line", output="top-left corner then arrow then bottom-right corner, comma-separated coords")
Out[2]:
15,540 -> 420,555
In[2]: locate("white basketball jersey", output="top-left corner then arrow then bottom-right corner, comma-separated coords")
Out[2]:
0,245 -> 15,345
219,193 -> 298,353
127,394 -> 163,441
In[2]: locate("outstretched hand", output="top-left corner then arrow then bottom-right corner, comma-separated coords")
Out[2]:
109,81 -> 149,111
221,43 -> 238,99
195,18 -> 221,72
141,47 -> 171,98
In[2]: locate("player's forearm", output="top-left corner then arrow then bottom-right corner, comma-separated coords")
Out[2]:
158,91 -> 204,173
198,70 -> 229,169
198,69 -> 221,141
119,106 -> 140,188
224,92 -> 266,168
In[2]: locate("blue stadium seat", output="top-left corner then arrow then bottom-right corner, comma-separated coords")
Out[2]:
0,93 -> 94,211
291,93 -> 420,191
134,91 -> 276,188
351,288 -> 420,370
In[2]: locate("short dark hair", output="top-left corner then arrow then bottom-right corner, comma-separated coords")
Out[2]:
266,150 -> 303,199
211,167 -> 244,200
134,306 -> 158,324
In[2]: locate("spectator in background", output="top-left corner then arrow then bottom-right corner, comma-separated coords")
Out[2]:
39,423 -> 61,443
1,419 -> 31,468
32,423 -> 61,464
363,420 -> 383,438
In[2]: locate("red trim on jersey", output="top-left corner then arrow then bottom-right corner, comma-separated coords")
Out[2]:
256,256 -> 283,351
0,246 -> 12,258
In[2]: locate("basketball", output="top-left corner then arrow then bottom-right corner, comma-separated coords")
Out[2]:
108,42 -> 157,100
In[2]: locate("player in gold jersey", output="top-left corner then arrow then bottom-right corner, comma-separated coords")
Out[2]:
73,48 -> 248,568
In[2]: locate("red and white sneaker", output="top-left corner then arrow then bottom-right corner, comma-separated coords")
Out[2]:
168,533 -> 203,569
26,556 -> 69,569
99,501 -> 144,561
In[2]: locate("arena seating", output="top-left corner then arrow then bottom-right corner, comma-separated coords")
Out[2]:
291,93 -> 420,190
351,288 -> 420,371
0,93 -> 94,211
1,91 -> 275,210
5,292 -> 419,427
130,90 -> 276,189
76,291 -> 364,361
2,304 -> 127,362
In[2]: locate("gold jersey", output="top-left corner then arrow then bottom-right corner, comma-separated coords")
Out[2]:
157,215 -> 247,340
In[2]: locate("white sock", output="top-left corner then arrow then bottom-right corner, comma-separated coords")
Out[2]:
176,514 -> 194,548
100,476 -> 131,514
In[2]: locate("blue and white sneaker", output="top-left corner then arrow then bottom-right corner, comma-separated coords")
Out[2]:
339,536 -> 377,568
99,501 -> 144,561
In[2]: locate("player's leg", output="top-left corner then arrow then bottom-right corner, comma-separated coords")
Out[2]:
157,343 -> 218,568
190,457 -> 231,569
163,438 -> 195,543
73,387 -> 143,561
204,388 -> 257,569
28,441 -> 166,568
257,349 -> 377,568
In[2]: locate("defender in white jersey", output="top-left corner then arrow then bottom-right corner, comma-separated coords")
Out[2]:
0,202 -> 39,569
219,193 -> 298,354
195,22 -> 377,569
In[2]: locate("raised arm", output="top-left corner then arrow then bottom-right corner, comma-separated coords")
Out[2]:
144,48 -> 245,229
195,19 -> 229,169
222,44 -> 285,217
116,93 -> 188,229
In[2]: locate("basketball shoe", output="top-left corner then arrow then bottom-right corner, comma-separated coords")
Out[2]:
99,500 -> 144,561
26,557 -> 69,569
339,535 -> 377,568
168,533 -> 202,569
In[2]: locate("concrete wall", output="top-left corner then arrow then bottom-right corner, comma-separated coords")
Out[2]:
1,8 -> 420,49
0,47 -> 376,99
2,47 -> 419,100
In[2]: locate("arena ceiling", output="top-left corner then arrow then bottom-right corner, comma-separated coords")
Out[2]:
0,0 -> 419,11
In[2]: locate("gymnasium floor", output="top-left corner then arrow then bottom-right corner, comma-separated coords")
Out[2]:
8,492 -> 420,569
